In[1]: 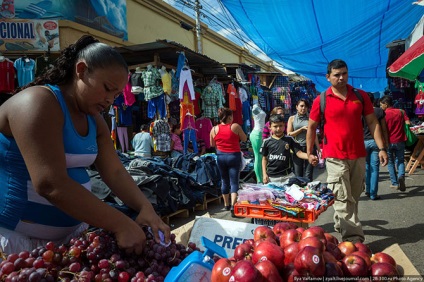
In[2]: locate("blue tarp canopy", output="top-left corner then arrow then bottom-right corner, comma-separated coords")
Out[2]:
221,0 -> 424,92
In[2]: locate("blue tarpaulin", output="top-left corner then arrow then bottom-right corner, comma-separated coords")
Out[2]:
221,0 -> 424,92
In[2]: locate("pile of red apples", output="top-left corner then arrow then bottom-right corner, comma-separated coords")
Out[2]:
211,222 -> 399,281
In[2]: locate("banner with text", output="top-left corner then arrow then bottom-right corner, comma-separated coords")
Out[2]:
0,19 -> 59,52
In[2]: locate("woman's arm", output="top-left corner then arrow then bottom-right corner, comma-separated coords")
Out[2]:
287,115 -> 307,137
232,123 -> 247,142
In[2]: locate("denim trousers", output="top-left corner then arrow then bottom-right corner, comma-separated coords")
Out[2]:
387,142 -> 405,186
364,139 -> 380,198
216,150 -> 241,194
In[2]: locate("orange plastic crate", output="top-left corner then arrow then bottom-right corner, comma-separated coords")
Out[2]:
234,200 -> 334,223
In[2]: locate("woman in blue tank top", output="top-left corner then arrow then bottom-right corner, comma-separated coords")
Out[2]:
0,35 -> 170,254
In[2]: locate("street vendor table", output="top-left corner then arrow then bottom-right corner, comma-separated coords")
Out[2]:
406,135 -> 424,175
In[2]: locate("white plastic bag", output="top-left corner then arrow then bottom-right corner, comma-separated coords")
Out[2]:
240,152 -> 247,171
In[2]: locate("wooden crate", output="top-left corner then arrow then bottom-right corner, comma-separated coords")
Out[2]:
161,208 -> 190,225
194,194 -> 222,211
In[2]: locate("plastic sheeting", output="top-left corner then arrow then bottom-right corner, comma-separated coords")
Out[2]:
221,0 -> 424,92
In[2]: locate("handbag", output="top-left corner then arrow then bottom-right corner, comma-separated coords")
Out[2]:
404,123 -> 418,147
400,110 -> 418,147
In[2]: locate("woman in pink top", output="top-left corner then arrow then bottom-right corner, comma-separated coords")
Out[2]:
210,107 -> 247,217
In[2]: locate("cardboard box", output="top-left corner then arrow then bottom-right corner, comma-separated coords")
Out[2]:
173,215 -> 422,277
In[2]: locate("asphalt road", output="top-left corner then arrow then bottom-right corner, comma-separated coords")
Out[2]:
169,164 -> 424,275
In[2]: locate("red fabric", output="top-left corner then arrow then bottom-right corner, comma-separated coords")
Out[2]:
310,85 -> 374,159
214,124 -> 241,153
384,107 -> 408,144
233,97 -> 243,125
227,84 -> 237,111
0,60 -> 15,92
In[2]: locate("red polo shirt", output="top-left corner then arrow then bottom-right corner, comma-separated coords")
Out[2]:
384,107 -> 408,143
310,85 -> 374,160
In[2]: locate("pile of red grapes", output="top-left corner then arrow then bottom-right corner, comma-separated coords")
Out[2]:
0,228 -> 200,281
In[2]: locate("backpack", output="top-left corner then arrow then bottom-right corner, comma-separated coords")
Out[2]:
319,88 -> 364,144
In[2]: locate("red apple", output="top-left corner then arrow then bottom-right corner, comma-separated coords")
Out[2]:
233,243 -> 254,261
284,242 -> 300,265
351,251 -> 372,269
279,229 -> 302,248
293,246 -> 325,277
272,222 -> 296,236
325,262 -> 344,280
254,237 -> 278,248
323,251 -> 338,264
326,242 -> 343,261
244,239 -> 255,247
253,226 -> 276,242
324,233 -> 339,246
296,227 -> 305,234
229,260 -> 263,282
255,260 -> 283,282
211,258 -> 236,282
281,263 -> 300,282
298,236 -> 325,253
354,242 -> 372,257
371,252 -> 397,268
252,241 -> 285,271
301,226 -> 327,245
341,254 -> 369,277
370,262 -> 399,277
337,241 -> 357,257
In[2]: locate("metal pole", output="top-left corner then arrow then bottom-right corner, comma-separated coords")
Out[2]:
195,0 -> 202,54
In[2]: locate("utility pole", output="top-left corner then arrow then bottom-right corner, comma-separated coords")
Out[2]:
194,0 -> 203,54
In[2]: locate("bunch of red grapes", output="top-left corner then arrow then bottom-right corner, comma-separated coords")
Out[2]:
0,228 -> 199,281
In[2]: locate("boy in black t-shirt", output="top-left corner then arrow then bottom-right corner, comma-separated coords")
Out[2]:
261,115 -> 318,184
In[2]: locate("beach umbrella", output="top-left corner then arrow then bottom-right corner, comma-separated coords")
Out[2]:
388,35 -> 424,81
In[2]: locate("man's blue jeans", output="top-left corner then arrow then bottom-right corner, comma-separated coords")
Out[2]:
364,139 -> 380,198
387,142 -> 406,186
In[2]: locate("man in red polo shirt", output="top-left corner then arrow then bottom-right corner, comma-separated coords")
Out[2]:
306,59 -> 388,243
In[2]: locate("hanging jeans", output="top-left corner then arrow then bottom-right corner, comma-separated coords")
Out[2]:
147,94 -> 167,119
183,128 -> 198,154
117,127 -> 129,153
387,142 -> 406,186
216,150 -> 241,194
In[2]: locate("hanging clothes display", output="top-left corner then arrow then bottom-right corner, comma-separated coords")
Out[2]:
152,119 -> 171,152
201,77 -> 225,120
35,54 -> 54,77
0,55 -> 15,93
414,79 -> 424,116
14,56 -> 35,87
195,117 -> 213,149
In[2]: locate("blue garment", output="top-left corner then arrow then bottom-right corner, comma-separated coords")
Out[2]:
0,84 -> 97,240
364,139 -> 380,199
241,100 -> 251,133
147,94 -> 167,119
113,95 -> 133,126
216,150 -> 241,194
175,53 -> 186,79
387,142 -> 405,186
183,128 -> 198,154
13,57 -> 35,87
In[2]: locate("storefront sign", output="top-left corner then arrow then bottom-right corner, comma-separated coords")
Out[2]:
0,19 -> 59,52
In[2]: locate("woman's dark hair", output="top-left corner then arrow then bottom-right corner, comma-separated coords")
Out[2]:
218,107 -> 233,123
379,95 -> 393,107
171,123 -> 181,133
140,124 -> 150,131
327,59 -> 348,75
296,98 -> 309,108
269,114 -> 285,125
18,35 -> 128,92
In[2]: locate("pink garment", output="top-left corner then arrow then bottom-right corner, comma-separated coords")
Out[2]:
171,133 -> 183,151
195,118 -> 213,148
122,74 -> 136,106
182,114 -> 196,131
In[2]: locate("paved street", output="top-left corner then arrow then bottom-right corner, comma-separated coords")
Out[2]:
170,164 -> 424,274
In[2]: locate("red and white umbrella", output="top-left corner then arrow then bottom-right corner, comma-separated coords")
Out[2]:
388,35 -> 424,81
